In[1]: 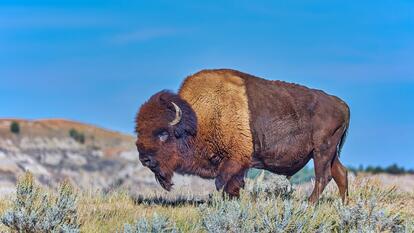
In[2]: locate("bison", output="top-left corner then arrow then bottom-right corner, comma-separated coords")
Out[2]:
135,69 -> 350,202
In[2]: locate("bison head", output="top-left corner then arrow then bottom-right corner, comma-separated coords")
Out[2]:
135,91 -> 197,191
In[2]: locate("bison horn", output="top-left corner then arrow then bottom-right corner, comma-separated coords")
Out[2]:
169,102 -> 182,126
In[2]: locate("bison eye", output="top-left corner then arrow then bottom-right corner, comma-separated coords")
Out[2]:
157,131 -> 169,142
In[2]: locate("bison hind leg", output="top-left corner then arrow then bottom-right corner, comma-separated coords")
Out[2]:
308,151 -> 333,203
309,125 -> 347,203
331,156 -> 349,203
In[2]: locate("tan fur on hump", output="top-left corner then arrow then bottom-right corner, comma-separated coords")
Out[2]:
179,70 -> 253,165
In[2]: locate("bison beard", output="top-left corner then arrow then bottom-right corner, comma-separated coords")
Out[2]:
135,69 -> 350,203
154,170 -> 173,191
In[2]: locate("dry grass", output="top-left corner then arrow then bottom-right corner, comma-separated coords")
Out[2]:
77,191 -> 202,232
0,175 -> 413,232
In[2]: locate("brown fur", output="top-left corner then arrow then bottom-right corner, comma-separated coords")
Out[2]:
135,69 -> 350,201
179,72 -> 254,191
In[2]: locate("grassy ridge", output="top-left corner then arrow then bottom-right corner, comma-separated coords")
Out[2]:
0,173 -> 413,232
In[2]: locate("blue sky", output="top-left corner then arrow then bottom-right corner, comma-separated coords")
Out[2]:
1,1 -> 413,168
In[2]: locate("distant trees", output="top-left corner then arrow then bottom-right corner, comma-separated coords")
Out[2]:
10,121 -> 20,134
69,128 -> 85,144
349,163 -> 414,175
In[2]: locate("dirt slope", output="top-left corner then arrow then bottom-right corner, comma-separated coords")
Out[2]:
0,119 -> 214,196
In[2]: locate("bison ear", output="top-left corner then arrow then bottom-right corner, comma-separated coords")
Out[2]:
158,93 -> 179,113
157,93 -> 170,106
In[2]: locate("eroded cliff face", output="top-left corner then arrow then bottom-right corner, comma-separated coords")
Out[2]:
0,119 -> 214,196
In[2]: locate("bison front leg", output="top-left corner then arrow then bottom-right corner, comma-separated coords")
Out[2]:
223,172 -> 246,198
215,159 -> 248,198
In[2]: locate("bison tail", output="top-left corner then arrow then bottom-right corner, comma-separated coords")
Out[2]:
337,106 -> 350,157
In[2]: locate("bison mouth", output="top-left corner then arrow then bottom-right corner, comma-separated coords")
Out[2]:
153,169 -> 173,191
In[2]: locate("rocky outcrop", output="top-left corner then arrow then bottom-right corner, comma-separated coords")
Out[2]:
0,119 -> 215,196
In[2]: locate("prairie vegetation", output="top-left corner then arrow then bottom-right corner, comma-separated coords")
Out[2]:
69,129 -> 85,144
10,121 -> 20,134
0,172 -> 413,233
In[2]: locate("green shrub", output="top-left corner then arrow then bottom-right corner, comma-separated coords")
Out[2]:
248,166 -> 315,185
290,166 -> 315,184
123,213 -> 178,233
119,174 -> 412,233
245,171 -> 293,199
69,129 -> 85,144
1,172 -> 80,233
10,121 -> 20,134
246,168 -> 263,179
199,192 -> 321,233
198,188 -> 408,233
338,198 -> 404,232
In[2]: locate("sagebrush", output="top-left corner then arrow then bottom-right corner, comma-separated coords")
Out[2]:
1,172 -> 79,233
0,173 -> 413,233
